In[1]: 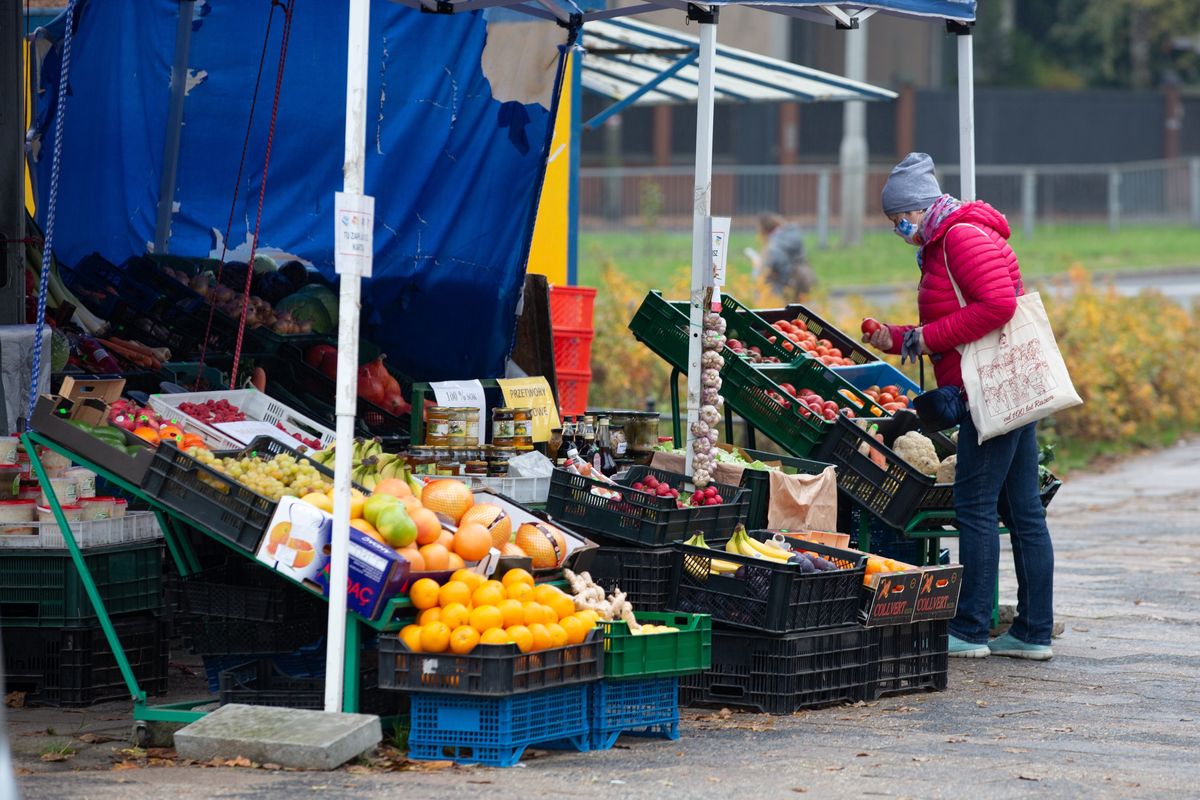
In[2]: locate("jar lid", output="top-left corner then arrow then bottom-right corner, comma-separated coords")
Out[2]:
0,499 -> 37,505
38,504 -> 82,512
113,498 -> 128,505
81,496 -> 115,504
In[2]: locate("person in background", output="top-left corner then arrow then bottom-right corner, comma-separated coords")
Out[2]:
747,214 -> 817,299
861,152 -> 1055,661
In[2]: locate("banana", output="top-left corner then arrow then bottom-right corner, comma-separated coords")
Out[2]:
739,531 -> 791,562
360,472 -> 378,491
360,437 -> 383,461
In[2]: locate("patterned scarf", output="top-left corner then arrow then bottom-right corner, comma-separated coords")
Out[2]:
916,194 -> 963,270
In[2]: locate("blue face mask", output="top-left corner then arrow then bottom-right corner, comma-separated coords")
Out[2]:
894,217 -> 918,245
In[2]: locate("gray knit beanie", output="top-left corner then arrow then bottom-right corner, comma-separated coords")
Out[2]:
881,152 -> 942,215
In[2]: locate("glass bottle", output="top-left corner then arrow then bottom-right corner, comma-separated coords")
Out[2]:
577,415 -> 597,463
594,416 -> 616,476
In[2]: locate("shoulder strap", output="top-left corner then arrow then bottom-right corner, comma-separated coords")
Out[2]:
940,223 -> 988,309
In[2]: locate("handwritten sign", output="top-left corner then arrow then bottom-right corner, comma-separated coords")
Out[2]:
334,192 -> 375,277
496,377 -> 560,443
430,380 -> 487,445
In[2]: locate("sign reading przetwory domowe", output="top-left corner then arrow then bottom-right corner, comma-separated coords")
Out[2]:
496,377 -> 561,443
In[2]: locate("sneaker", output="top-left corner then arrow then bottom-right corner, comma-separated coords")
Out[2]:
989,632 -> 1053,661
948,634 -> 990,658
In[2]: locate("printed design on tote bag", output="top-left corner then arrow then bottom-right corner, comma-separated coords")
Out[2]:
972,327 -> 1056,417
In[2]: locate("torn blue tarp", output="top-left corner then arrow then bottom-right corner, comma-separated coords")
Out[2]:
32,1 -> 567,380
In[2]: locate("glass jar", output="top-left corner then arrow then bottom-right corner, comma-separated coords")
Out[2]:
425,406 -> 452,446
610,425 -> 628,458
491,408 -> 516,447
488,447 -> 515,477
407,447 -> 437,476
435,449 -> 461,476
546,428 -> 563,464
510,408 -> 534,449
464,456 -> 489,476
459,407 -> 480,445
447,408 -> 470,448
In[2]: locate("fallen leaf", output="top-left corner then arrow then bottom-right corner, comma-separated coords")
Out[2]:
707,777 -> 721,783
1051,726 -> 1074,733
224,756 -> 254,768
1018,775 -> 1042,782
148,758 -> 176,768
824,765 -> 845,772
345,765 -> 372,775
414,760 -> 454,771
147,748 -> 176,759
117,747 -> 147,759
40,751 -> 72,762
263,763 -> 282,771
855,752 -> 869,757
717,708 -> 732,719
466,780 -> 493,785
112,761 -> 141,771
77,733 -> 119,745
5,692 -> 26,709
976,701 -> 989,708
792,789 -> 808,794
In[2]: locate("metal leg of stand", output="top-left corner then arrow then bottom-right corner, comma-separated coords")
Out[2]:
670,368 -> 683,448
156,509 -> 201,577
23,434 -> 145,703
858,511 -> 871,554
342,615 -> 361,713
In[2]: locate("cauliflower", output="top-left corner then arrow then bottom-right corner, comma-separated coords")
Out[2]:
892,431 -> 941,476
935,454 -> 957,484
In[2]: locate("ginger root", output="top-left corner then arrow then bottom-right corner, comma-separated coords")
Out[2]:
563,569 -> 640,630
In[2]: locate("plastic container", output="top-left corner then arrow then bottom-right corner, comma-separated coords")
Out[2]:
0,463 -> 21,499
854,619 -> 949,701
378,630 -> 603,696
831,361 -> 923,399
746,303 -> 878,366
552,327 -> 594,372
181,615 -> 327,657
679,624 -> 867,715
0,436 -> 19,465
0,610 -> 168,706
668,536 -> 865,634
63,467 -> 97,499
179,561 -> 327,623
78,496 -> 116,522
217,658 -> 399,715
407,685 -> 589,767
0,511 -> 162,550
557,369 -> 592,417
37,504 -> 84,526
549,285 -> 597,329
601,612 -> 711,679
147,388 -> 336,451
112,498 -> 128,518
40,476 -> 78,508
545,465 -> 748,547
586,545 -> 675,612
17,479 -> 41,502
0,499 -> 37,535
38,448 -> 72,477
586,677 -> 680,752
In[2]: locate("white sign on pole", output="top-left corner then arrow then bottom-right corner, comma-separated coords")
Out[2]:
710,216 -> 731,288
431,379 -> 487,445
334,191 -> 375,277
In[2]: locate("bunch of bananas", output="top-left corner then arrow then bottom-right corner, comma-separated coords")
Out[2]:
724,525 -> 793,563
309,437 -> 404,491
682,532 -> 742,576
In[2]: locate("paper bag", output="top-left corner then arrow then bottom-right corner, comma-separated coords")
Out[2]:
766,466 -> 838,531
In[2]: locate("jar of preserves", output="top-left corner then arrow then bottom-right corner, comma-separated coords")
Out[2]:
447,408 -> 470,448
488,447 -> 515,477
464,456 -> 489,476
459,407 -> 480,445
425,406 -> 452,446
407,447 -> 437,475
491,408 -> 516,446
435,450 -> 461,476
510,408 -> 534,449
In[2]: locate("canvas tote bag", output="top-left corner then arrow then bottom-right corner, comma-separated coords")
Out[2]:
942,224 -> 1082,443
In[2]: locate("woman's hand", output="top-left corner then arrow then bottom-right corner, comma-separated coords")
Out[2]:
861,324 -> 892,351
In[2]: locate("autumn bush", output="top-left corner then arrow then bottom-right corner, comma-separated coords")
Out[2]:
588,261 -> 1200,467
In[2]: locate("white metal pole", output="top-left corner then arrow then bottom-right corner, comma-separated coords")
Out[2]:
956,29 -> 976,201
686,14 -> 716,477
838,20 -> 867,246
324,0 -> 370,714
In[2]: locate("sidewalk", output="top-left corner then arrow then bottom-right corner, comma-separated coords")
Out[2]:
13,440 -> 1200,799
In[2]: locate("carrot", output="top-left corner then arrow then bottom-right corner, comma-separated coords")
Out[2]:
98,339 -> 159,371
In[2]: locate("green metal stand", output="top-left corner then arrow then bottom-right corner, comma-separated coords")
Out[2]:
20,431 -> 410,724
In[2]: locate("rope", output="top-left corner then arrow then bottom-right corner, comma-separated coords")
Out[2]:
26,0 -> 78,429
229,0 -> 294,389
193,0 -> 283,389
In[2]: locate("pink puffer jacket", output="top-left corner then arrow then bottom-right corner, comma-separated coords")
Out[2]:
886,201 -> 1023,392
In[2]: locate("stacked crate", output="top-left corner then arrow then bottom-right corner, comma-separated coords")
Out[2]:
550,285 -> 596,417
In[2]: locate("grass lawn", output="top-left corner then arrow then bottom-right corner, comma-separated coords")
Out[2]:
579,225 -> 1200,291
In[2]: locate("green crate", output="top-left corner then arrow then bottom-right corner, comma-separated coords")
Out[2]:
0,541 -> 164,628
601,612 -> 711,679
629,291 -> 691,370
668,295 -> 799,365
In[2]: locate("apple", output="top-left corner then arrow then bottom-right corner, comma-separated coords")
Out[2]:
376,504 -> 418,549
363,493 -> 399,528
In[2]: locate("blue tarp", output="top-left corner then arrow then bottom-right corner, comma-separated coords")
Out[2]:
33,1 -> 566,381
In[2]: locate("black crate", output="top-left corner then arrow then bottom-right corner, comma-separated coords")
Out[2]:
854,619 -> 949,701
745,303 -> 878,366
272,344 -> 412,438
736,448 -> 832,531
0,541 -> 164,628
140,436 -> 333,554
812,411 -> 955,530
584,546 -> 674,612
179,560 -> 326,623
546,466 -> 748,547
218,658 -> 401,715
2,611 -> 168,707
679,625 -> 866,715
181,614 -> 326,657
378,630 -> 603,696
668,537 -> 865,634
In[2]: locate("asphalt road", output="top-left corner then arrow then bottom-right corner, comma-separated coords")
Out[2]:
12,439 -> 1200,799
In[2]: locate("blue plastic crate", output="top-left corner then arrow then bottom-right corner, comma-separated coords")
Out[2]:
831,361 -> 922,398
201,638 -> 330,694
408,685 -> 590,767
589,677 -> 680,751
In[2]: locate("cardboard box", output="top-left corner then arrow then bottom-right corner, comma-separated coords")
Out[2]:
31,394 -> 156,486
912,564 -> 964,622
857,560 -> 964,627
57,376 -> 125,426
254,496 -> 409,620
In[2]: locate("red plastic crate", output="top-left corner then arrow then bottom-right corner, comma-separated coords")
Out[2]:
553,327 -> 595,372
557,369 -> 592,416
550,286 -> 597,329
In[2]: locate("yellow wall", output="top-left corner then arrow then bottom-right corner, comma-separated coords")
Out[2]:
525,50 -> 571,286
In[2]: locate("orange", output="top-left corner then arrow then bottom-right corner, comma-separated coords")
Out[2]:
497,599 -> 525,628
418,607 -> 442,626
397,545 -> 425,572
419,621 -> 451,653
409,578 -> 441,610
449,625 -> 480,655
399,624 -> 424,652
559,614 -> 587,645
452,522 -> 494,563
438,580 -> 472,608
402,496 -> 424,514
574,609 -> 600,628
546,593 -> 576,623
506,625 -> 533,653
535,604 -> 558,626
469,605 -> 505,634
440,603 -> 472,631
450,568 -> 485,591
418,543 -> 450,572
532,584 -> 560,606
374,477 -> 412,499
471,583 -> 505,608
526,623 -> 552,652
545,623 -> 568,649
506,582 -> 534,602
349,518 -> 384,543
436,530 -> 455,550
446,552 -> 465,571
479,628 -> 512,646
411,507 -> 442,545
500,568 -> 535,589
520,602 -> 544,626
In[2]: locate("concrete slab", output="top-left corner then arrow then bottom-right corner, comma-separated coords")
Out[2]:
173,704 -> 381,771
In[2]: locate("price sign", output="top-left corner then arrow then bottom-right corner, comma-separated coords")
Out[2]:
334,192 -> 375,277
496,377 -> 561,443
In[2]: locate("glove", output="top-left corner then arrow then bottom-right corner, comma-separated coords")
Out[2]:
901,327 -> 930,365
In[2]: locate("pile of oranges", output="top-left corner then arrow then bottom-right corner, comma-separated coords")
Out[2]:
401,568 -> 598,655
863,555 -> 916,586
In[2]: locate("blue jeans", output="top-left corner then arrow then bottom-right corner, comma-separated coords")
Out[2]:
950,415 -> 1055,645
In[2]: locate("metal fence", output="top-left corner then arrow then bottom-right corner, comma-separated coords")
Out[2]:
579,159 -> 1200,240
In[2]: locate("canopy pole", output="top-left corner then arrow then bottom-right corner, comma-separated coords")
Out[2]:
153,0 -> 196,254
954,23 -> 976,201
325,0 -> 370,714
685,4 -> 716,478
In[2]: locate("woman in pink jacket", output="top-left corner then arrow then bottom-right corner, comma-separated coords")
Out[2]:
863,153 -> 1054,660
